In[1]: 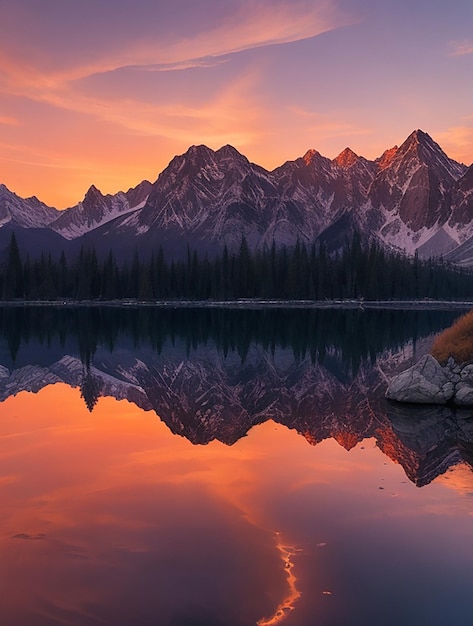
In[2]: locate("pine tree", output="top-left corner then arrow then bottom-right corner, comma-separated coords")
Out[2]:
3,232 -> 23,299
59,251 -> 68,297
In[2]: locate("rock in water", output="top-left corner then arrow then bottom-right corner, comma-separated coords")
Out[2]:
385,354 -> 454,404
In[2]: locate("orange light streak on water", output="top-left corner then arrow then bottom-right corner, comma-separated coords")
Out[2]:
256,532 -> 302,626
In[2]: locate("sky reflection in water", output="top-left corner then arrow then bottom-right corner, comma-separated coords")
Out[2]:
0,307 -> 473,625
0,383 -> 472,625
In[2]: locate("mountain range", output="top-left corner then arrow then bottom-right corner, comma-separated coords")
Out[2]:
1,129 -> 473,263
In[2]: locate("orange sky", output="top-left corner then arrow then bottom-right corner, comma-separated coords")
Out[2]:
0,0 -> 472,208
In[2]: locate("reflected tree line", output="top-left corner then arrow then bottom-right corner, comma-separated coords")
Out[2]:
2,232 -> 473,301
0,305 -> 463,376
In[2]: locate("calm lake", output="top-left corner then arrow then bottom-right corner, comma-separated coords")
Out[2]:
0,306 -> 472,626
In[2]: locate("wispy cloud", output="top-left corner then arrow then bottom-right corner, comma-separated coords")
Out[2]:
437,124 -> 473,165
0,0 -> 355,165
0,115 -> 18,126
0,0 -> 354,87
449,40 -> 473,57
150,0 -> 354,69
133,57 -> 229,73
6,65 -> 268,151
0,153 -> 98,172
0,138 -> 108,176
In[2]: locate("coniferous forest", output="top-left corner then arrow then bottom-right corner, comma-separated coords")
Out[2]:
1,232 -> 473,302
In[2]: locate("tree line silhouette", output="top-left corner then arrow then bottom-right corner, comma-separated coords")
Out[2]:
0,305 -> 462,375
1,232 -> 473,301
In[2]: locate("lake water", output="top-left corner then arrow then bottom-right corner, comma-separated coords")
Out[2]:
0,306 -> 472,626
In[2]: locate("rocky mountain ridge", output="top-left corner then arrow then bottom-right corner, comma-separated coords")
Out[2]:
1,130 -> 473,263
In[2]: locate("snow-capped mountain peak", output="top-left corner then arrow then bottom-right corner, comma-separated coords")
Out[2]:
0,183 -> 59,229
50,180 -> 152,240
1,129 -> 473,264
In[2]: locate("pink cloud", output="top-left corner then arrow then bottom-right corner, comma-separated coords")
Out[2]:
0,115 -> 18,126
437,124 -> 473,165
449,41 -> 473,57
0,1 -> 354,87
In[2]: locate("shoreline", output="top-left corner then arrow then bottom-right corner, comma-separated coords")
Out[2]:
0,299 -> 471,310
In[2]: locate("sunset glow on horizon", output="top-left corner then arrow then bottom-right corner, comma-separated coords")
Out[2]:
0,0 -> 472,208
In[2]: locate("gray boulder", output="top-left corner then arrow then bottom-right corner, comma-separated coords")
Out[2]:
453,382 -> 473,406
460,364 -> 473,382
386,354 -> 454,404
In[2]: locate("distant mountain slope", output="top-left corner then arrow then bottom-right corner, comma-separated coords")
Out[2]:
50,180 -> 153,239
0,223 -> 69,261
1,130 -> 472,263
0,184 -> 59,229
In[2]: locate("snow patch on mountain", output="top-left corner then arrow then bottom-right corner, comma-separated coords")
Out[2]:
0,183 -> 59,229
50,184 -> 150,239
1,129 -> 473,263
377,208 -> 450,256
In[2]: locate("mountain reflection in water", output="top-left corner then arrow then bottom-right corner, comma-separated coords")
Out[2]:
1,306 -> 473,626
0,306 -> 471,487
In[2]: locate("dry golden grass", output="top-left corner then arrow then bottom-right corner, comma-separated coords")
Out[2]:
431,310 -> 473,365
